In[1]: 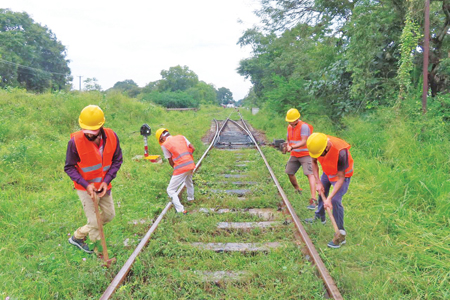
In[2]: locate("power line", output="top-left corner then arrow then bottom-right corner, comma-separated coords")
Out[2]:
0,58 -> 69,76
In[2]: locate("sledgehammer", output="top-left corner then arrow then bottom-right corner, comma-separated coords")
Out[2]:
93,193 -> 116,267
319,191 -> 340,235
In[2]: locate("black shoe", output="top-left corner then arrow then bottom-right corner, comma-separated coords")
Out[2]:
68,236 -> 93,254
304,217 -> 326,225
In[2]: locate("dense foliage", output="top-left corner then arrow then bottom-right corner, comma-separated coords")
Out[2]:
239,0 -> 450,119
139,65 -> 232,107
0,9 -> 71,92
107,79 -> 141,97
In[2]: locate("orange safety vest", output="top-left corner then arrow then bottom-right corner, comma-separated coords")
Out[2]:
287,121 -> 313,158
163,135 -> 196,175
71,128 -> 117,191
318,135 -> 354,182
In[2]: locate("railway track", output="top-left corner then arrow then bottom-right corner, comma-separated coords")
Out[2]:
100,113 -> 342,299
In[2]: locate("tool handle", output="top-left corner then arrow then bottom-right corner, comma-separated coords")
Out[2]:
320,192 -> 339,234
93,193 -> 109,261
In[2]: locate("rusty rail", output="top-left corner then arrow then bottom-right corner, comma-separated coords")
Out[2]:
232,115 -> 343,299
100,117 -> 231,299
101,113 -> 341,299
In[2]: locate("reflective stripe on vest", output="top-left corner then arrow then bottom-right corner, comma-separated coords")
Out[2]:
318,135 -> 354,182
173,160 -> 195,171
162,135 -> 196,175
87,177 -> 103,183
328,168 -> 354,179
287,122 -> 313,158
172,151 -> 191,162
71,128 -> 117,191
81,163 -> 102,173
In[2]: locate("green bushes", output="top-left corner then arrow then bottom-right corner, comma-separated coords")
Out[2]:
141,91 -> 199,108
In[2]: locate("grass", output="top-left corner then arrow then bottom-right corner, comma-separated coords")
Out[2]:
0,88 -> 449,299
113,148 -> 323,299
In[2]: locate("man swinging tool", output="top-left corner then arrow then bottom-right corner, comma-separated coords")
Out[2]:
65,105 -> 123,254
305,132 -> 354,249
284,108 -> 317,210
156,128 -> 195,214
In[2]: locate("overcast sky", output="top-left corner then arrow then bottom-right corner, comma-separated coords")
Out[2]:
3,0 -> 261,100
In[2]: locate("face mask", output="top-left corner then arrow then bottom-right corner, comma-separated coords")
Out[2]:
84,132 -> 100,141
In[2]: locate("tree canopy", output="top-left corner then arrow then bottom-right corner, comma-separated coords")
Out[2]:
140,66 -> 227,108
158,65 -> 199,92
0,9 -> 71,92
109,79 -> 141,97
239,0 -> 450,118
217,87 -> 234,104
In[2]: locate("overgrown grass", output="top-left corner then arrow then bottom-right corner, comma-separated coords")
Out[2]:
1,88 -> 449,299
0,88 -> 229,299
241,105 -> 450,299
114,148 -> 323,299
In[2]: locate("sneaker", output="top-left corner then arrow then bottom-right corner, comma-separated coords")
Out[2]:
187,198 -> 195,202
182,210 -> 188,215
296,188 -> 303,195
304,216 -> 326,225
328,231 -> 347,248
306,198 -> 317,210
68,236 -> 93,254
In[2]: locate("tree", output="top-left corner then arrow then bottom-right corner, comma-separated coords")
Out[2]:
217,87 -> 234,104
84,78 -> 101,91
112,79 -> 138,90
187,81 -> 218,105
255,0 -> 356,33
0,9 -> 71,92
158,65 -> 199,92
110,79 -> 141,97
142,80 -> 160,94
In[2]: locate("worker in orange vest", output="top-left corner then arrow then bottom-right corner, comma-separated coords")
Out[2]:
305,132 -> 354,248
65,105 -> 123,253
284,108 -> 317,210
156,128 -> 195,214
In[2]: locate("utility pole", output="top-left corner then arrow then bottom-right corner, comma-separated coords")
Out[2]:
78,76 -> 83,91
422,0 -> 430,114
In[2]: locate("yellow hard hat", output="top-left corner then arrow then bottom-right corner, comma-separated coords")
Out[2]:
286,108 -> 300,122
155,128 -> 168,144
307,133 -> 328,158
78,105 -> 105,130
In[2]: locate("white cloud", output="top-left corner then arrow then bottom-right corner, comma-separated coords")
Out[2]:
3,0 -> 261,100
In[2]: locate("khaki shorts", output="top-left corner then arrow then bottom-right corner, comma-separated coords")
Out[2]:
285,155 -> 313,176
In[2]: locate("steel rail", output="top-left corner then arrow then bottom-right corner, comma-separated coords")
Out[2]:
100,116 -> 231,299
231,115 -> 343,299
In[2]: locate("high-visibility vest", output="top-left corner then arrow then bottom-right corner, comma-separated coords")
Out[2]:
163,135 -> 196,175
71,128 -> 117,191
287,121 -> 313,158
318,135 -> 354,182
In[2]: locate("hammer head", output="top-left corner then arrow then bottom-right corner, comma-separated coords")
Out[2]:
103,257 -> 116,268
332,232 -> 346,245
